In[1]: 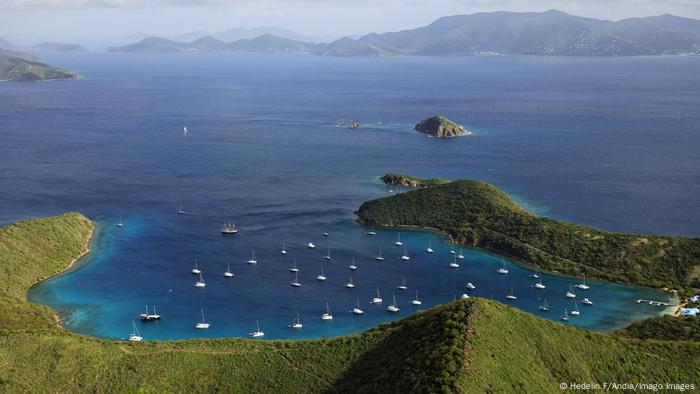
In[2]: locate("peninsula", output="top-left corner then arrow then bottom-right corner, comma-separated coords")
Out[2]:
0,213 -> 699,391
360,174 -> 700,294
0,50 -> 79,82
414,116 -> 471,138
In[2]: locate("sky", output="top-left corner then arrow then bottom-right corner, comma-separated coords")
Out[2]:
2,0 -> 700,47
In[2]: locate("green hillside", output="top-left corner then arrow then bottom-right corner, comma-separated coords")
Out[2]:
358,177 -> 700,294
0,50 -> 79,81
0,213 -> 698,392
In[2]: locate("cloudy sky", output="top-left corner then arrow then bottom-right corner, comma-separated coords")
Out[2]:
2,0 -> 700,46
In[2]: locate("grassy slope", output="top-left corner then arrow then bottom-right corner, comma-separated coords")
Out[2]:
358,179 -> 700,293
616,315 -> 700,342
0,213 -> 698,392
0,51 -> 78,81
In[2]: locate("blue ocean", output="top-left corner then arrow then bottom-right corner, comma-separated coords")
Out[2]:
1,52 -> 698,340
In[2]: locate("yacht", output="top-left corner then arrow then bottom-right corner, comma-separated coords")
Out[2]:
140,305 -> 161,321
367,226 -> 377,236
128,320 -> 143,341
307,242 -> 316,249
375,249 -> 385,261
386,293 -> 400,312
411,291 -> 422,305
465,282 -> 476,290
426,240 -> 434,254
394,233 -> 403,246
371,288 -> 383,304
561,308 -> 569,321
289,258 -> 299,273
183,126 -> 188,135
191,259 -> 201,275
457,249 -> 464,259
349,257 -> 358,271
323,225 -> 329,237
323,248 -> 332,261
224,263 -> 234,277
449,248 -> 456,255
352,298 -> 364,315
346,274 -> 355,289
321,303 -> 333,320
571,302 -> 580,316
530,269 -> 541,279
574,275 -> 590,290
539,298 -> 550,312
534,277 -> 546,289
449,256 -> 460,268
316,265 -> 327,281
117,217 -> 124,228
400,248 -> 410,261
194,273 -> 206,288
397,277 -> 408,291
290,272 -> 302,287
497,259 -> 509,274
177,200 -> 185,215
281,241 -> 287,255
506,286 -> 517,300
289,313 -> 303,329
461,293 -> 470,300
221,221 -> 238,235
565,284 -> 576,299
246,250 -> 257,265
582,298 -> 593,306
195,308 -> 210,329
249,320 -> 264,337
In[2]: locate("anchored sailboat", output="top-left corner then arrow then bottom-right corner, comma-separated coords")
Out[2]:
349,257 -> 358,271
221,220 -> 238,235
249,320 -> 264,337
246,250 -> 257,265
289,258 -> 299,273
497,259 -> 509,274
322,302 -> 333,320
140,305 -> 160,321
224,262 -> 234,277
352,298 -> 364,315
371,288 -> 383,304
506,286 -> 517,300
375,248 -> 385,261
394,233 -> 403,246
400,247 -> 410,261
411,290 -> 422,305
289,313 -> 303,329
397,277 -> 407,291
539,298 -> 550,312
565,284 -> 576,299
426,240 -> 434,254
128,320 -> 142,341
194,272 -> 206,288
191,259 -> 201,275
575,275 -> 590,290
195,308 -> 210,329
290,271 -> 302,287
387,293 -> 400,312
346,274 -> 355,288
317,265 -> 327,281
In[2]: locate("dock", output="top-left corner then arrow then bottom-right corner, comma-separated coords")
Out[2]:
636,299 -> 673,307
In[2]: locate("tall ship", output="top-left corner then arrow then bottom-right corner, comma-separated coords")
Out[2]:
221,220 -> 239,235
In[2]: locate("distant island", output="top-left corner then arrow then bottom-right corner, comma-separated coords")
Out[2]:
111,10 -> 700,56
415,116 -> 471,138
0,49 -> 79,82
361,174 -> 700,294
32,42 -> 87,52
0,213 -> 698,391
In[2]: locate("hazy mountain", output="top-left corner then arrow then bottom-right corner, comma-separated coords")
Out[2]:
318,10 -> 700,56
109,35 -> 317,54
226,34 -> 317,53
0,49 -> 79,81
171,30 -> 211,42
33,42 -> 87,52
214,26 -> 311,43
0,37 -> 16,49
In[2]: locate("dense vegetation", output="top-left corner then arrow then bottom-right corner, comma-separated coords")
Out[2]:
360,178 -> 700,293
1,213 -> 698,392
617,315 -> 700,342
381,173 -> 449,188
0,50 -> 79,81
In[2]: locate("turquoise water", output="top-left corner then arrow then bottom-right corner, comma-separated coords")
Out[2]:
2,53 -> 695,340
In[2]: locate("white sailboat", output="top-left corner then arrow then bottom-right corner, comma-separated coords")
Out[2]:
289,313 -> 303,329
321,302 -> 333,320
177,200 -> 185,215
411,290 -> 422,305
497,259 -> 509,274
307,242 -> 316,249
530,269 -> 541,279
534,277 -> 546,289
426,240 -> 434,254
117,217 -> 124,228
386,293 -> 400,312
461,293 -> 470,299
375,248 -> 385,261
582,298 -> 593,306
183,126 -> 188,135
323,225 -> 329,237
281,240 -> 287,255
561,308 -> 569,321
352,298 -> 364,315
349,257 -> 358,271
290,271 -> 302,287
449,255 -> 460,268
195,308 -> 210,329
367,226 -> 377,236
289,258 -> 299,273
224,262 -> 234,277
346,274 -> 355,288
574,275 -> 590,290
246,250 -> 257,265
565,284 -> 576,299
317,265 -> 327,281
323,245 -> 331,261
394,233 -> 403,246
506,286 -> 517,300
400,247 -> 410,261
571,302 -> 580,316
539,298 -> 550,312
465,282 -> 476,290
249,320 -> 264,337
449,247 -> 456,255
191,259 -> 201,274
194,272 -> 206,288
457,248 -> 464,259
397,277 -> 407,291
128,320 -> 143,341
371,288 -> 383,304
140,305 -> 161,321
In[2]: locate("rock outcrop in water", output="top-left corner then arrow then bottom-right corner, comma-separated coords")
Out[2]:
414,116 -> 470,138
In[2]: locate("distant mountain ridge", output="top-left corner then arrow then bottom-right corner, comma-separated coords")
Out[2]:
111,10 -> 700,56
33,42 -> 87,52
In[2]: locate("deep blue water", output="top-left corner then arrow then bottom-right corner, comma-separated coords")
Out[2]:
1,52 -> 698,340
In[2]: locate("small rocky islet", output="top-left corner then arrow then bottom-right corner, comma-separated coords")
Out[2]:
414,115 -> 471,138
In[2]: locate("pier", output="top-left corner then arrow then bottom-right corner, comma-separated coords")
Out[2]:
636,299 -> 673,307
